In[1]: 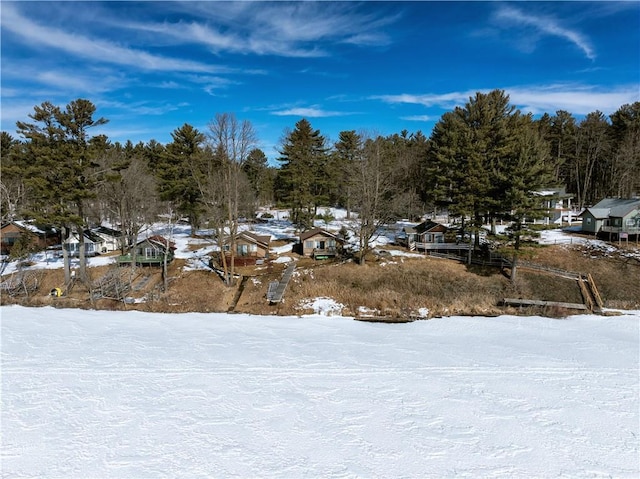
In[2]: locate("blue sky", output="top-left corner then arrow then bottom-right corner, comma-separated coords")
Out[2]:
2,1 -> 639,162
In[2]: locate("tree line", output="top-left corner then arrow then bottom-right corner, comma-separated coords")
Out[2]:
2,91 -> 639,279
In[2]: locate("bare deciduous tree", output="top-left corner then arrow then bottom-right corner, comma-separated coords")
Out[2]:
201,113 -> 258,285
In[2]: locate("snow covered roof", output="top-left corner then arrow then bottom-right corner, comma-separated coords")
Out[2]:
533,187 -> 572,198
10,220 -> 57,235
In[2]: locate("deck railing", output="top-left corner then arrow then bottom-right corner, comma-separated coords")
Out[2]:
312,247 -> 338,257
411,241 -> 470,251
116,254 -> 167,265
600,226 -> 640,234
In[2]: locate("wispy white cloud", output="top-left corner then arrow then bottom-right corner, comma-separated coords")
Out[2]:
270,107 -> 350,118
373,85 -> 640,116
401,115 -> 436,122
113,2 -> 398,58
1,3 -> 220,73
507,85 -> 639,115
493,6 -> 595,61
99,100 -> 190,117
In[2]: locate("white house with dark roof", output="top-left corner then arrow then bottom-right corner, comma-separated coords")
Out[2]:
92,226 -> 124,253
533,187 -> 575,224
579,198 -> 640,239
64,230 -> 105,257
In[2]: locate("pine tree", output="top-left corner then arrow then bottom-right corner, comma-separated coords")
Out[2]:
608,102 -> 640,198
155,124 -> 205,235
332,130 -> 361,218
276,119 -> 329,230
16,99 -> 108,284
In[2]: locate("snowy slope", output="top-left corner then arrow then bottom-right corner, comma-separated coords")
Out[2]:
2,306 -> 638,478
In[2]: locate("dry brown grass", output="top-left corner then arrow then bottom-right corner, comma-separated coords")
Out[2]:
274,257 -> 508,317
2,243 -> 638,316
527,244 -> 640,310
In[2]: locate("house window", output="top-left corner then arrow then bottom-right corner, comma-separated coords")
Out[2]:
237,244 -> 249,256
305,240 -> 314,249
145,247 -> 158,258
586,218 -> 592,224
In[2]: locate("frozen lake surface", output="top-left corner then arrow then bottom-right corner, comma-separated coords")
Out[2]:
2,306 -> 638,477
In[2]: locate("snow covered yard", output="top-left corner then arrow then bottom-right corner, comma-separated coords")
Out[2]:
2,306 -> 638,478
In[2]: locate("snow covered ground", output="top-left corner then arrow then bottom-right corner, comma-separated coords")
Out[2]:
2,305 -> 638,478
3,208 -> 638,277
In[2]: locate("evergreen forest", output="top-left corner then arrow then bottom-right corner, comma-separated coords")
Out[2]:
2,90 -> 639,275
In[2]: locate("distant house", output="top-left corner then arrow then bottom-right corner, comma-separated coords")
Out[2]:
402,220 -> 447,252
0,221 -> 60,256
299,228 -> 343,259
65,230 -> 105,257
533,187 -> 576,224
92,226 -> 124,253
579,198 -> 640,240
117,235 -> 176,266
222,231 -> 271,266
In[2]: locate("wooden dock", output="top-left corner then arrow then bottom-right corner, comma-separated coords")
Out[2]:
501,298 -> 588,311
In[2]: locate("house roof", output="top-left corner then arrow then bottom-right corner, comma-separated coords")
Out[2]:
93,226 -> 122,238
2,220 -> 58,236
142,235 -> 177,250
404,220 -> 447,234
66,230 -> 103,243
238,231 -> 271,248
533,187 -> 572,198
300,228 -> 343,242
580,208 -> 610,220
580,198 -> 640,219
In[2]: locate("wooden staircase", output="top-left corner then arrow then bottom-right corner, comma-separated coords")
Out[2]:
267,262 -> 296,304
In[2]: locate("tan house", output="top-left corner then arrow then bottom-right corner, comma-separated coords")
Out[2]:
300,228 -> 343,259
222,231 -> 271,266
401,220 -> 447,252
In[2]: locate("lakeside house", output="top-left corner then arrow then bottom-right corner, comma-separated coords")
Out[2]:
64,230 -> 105,257
0,221 -> 60,256
533,187 -> 577,225
92,226 -> 124,253
221,231 -> 271,266
117,235 -> 176,266
299,228 -> 343,259
579,198 -> 640,240
400,220 -> 450,253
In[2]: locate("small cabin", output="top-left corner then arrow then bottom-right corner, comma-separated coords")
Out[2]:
92,226 -> 124,253
579,198 -> 640,240
65,230 -> 105,257
0,221 -> 60,256
222,231 -> 271,266
117,235 -> 176,266
299,228 -> 343,259
402,220 -> 447,252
